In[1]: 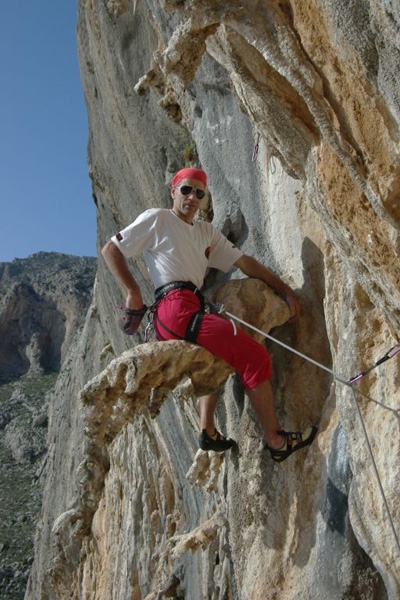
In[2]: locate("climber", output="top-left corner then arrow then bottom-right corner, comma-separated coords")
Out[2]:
101,167 -> 317,461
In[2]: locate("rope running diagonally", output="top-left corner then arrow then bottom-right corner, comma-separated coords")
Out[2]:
217,305 -> 400,557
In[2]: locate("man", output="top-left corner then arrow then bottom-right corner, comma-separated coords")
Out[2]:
101,167 -> 317,461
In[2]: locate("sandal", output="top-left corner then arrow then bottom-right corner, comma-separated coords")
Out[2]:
266,426 -> 318,462
199,429 -> 236,452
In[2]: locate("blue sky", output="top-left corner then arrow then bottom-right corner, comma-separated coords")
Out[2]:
0,2 -> 97,263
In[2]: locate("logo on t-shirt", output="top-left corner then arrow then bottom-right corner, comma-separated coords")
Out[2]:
116,232 -> 123,241
205,246 -> 211,259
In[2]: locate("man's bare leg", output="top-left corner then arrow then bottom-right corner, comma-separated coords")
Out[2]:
247,380 -> 285,450
199,381 -> 315,458
199,392 -> 219,435
200,384 -> 284,447
198,391 -> 236,451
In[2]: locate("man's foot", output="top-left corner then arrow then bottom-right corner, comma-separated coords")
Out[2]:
265,426 -> 318,462
199,429 -> 236,452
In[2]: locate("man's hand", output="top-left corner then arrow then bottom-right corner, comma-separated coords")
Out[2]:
284,290 -> 300,322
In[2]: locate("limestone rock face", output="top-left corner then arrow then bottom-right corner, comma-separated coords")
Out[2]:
26,2 -> 399,600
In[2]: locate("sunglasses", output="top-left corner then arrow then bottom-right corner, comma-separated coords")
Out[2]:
177,185 -> 206,200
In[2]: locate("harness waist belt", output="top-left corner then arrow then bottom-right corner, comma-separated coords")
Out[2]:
154,280 -> 199,303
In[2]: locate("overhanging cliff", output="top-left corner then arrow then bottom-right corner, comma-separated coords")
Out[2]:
26,1 -> 399,599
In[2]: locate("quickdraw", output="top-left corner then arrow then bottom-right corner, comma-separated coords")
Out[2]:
348,343 -> 400,384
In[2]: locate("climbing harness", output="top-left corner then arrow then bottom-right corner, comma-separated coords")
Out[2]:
147,281 -> 208,344
214,302 -> 400,556
155,309 -> 204,344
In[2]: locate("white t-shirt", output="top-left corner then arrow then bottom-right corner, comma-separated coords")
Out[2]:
111,208 -> 243,289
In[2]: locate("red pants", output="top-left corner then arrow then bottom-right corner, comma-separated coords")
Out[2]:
154,289 -> 272,390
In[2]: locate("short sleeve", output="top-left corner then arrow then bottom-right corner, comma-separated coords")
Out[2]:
207,228 -> 243,272
111,209 -> 160,258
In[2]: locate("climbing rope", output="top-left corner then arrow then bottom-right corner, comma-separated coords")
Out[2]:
348,385 -> 400,555
216,304 -> 400,556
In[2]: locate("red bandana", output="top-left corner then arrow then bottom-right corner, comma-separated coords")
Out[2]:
171,168 -> 207,188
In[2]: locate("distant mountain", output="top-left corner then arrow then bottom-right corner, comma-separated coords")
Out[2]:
0,252 -> 97,383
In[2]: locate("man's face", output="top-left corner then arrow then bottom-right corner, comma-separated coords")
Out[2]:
171,178 -> 206,224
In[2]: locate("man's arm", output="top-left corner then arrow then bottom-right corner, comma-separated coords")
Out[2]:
235,254 -> 300,321
101,240 -> 144,310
